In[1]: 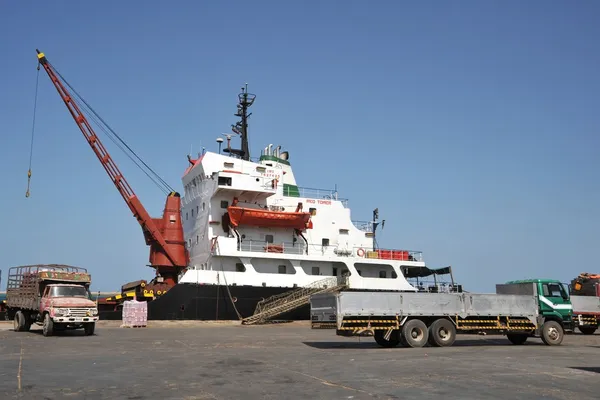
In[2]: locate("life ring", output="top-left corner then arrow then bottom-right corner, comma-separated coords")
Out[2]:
357,248 -> 365,257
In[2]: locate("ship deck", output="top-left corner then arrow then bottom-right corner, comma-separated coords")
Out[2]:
1,321 -> 598,399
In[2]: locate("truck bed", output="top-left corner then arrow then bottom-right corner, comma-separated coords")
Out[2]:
571,295 -> 600,315
311,290 -> 540,326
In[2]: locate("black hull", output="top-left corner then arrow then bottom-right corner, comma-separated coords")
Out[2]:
98,283 -> 312,321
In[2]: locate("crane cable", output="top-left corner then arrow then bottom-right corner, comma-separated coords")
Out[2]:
26,64 -> 41,198
50,64 -> 176,195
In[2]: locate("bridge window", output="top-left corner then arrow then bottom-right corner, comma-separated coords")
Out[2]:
265,235 -> 274,243
218,176 -> 232,186
278,265 -> 286,274
379,270 -> 387,278
312,267 -> 320,275
235,263 -> 246,272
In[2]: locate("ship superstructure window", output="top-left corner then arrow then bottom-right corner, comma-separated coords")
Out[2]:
196,205 -> 199,214
265,235 -> 274,243
221,200 -> 228,209
392,271 -> 398,279
202,202 -> 206,211
191,208 -> 194,217
312,267 -> 320,275
278,265 -> 286,274
339,229 -> 349,235
186,212 -> 188,220
218,176 -> 232,186
236,263 -> 246,272
196,235 -> 199,244
322,238 -> 329,246
309,207 -> 317,216
379,270 -> 387,278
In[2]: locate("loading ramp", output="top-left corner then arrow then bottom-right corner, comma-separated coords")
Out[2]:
241,276 -> 348,325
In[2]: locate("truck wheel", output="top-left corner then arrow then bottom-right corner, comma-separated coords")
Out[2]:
428,318 -> 456,347
13,311 -> 25,332
541,321 -> 563,346
84,322 -> 95,336
579,326 -> 597,335
401,319 -> 428,348
506,333 -> 528,345
42,313 -> 54,337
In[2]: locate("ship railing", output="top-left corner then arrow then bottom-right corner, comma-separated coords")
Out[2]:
352,220 -> 373,232
284,186 -> 349,207
239,240 -> 306,255
353,247 -> 424,262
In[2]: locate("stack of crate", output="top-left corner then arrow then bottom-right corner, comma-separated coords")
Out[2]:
121,299 -> 147,328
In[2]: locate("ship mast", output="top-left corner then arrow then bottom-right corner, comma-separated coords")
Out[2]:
225,84 -> 256,160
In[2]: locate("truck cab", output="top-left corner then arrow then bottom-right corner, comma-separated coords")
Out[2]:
504,279 -> 574,332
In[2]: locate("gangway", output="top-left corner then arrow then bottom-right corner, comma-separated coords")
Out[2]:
241,276 -> 348,325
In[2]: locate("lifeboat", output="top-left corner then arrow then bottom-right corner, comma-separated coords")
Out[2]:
227,206 -> 312,230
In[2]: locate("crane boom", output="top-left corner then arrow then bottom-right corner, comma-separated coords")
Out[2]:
36,49 -> 187,286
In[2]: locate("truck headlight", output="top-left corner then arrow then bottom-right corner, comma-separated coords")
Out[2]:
91,309 -> 98,316
54,309 -> 67,317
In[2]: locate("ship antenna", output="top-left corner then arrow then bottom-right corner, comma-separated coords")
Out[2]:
230,83 -> 256,161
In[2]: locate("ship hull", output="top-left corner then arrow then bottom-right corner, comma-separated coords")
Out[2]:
97,283 -> 313,321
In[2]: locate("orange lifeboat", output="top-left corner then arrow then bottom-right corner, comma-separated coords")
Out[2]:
227,206 -> 312,230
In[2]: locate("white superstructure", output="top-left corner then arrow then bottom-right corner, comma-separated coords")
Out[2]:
178,145 -> 423,292
176,86 -> 424,294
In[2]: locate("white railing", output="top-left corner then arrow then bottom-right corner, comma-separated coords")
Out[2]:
283,186 -> 349,207
239,240 -> 306,255
352,220 -> 373,232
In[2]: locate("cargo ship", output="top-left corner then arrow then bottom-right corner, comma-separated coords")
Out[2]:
131,86 -> 454,321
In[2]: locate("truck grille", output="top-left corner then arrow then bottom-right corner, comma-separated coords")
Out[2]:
67,308 -> 92,317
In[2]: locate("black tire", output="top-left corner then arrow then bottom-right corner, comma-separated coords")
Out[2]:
84,322 -> 95,336
541,320 -> 563,346
428,318 -> 456,347
13,311 -> 25,332
579,326 -> 597,335
507,333 -> 528,345
42,313 -> 54,337
401,319 -> 429,348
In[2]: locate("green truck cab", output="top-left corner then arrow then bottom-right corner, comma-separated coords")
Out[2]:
505,278 -> 575,334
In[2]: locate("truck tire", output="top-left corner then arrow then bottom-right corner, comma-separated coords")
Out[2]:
84,322 -> 95,336
579,326 -> 597,335
42,313 -> 54,337
401,319 -> 429,348
541,320 -> 563,346
506,333 -> 528,345
13,311 -> 26,332
428,318 -> 456,347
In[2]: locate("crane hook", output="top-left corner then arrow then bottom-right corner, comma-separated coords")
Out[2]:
25,169 -> 32,198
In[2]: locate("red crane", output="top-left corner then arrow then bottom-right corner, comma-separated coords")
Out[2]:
35,49 -> 188,293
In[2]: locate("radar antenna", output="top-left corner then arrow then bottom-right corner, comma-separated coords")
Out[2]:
223,84 -> 255,160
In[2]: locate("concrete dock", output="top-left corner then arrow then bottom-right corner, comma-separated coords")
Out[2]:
1,321 -> 599,399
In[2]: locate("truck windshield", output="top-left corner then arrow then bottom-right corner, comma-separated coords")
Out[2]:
49,286 -> 89,298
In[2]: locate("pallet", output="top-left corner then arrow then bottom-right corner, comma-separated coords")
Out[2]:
120,324 -> 147,328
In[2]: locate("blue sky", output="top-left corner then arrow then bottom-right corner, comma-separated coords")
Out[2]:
1,1 -> 598,292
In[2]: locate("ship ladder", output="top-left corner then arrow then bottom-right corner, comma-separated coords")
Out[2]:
241,276 -> 348,325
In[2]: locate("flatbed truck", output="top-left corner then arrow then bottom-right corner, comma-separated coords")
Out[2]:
6,265 -> 99,336
310,279 -> 575,347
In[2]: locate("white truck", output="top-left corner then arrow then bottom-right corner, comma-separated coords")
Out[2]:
310,280 -> 575,348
